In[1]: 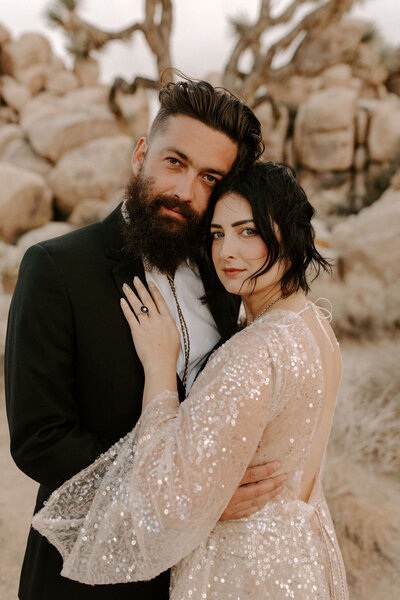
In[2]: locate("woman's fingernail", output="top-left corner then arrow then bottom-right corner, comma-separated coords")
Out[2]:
123,283 -> 128,290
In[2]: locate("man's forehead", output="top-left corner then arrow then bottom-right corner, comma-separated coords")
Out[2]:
149,114 -> 238,170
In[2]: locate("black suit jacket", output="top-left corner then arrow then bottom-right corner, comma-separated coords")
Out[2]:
5,206 -> 240,600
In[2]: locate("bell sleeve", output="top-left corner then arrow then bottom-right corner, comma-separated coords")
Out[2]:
32,323 -> 288,584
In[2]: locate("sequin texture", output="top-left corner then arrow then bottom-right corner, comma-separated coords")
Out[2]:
32,306 -> 348,599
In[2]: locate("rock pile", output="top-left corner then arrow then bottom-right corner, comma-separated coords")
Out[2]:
0,25 -> 149,258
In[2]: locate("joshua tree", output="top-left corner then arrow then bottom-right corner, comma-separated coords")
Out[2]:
47,0 -> 172,115
48,0 -> 360,110
223,0 -> 360,105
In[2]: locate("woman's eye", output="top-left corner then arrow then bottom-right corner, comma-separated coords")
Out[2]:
211,231 -> 224,239
242,228 -> 257,236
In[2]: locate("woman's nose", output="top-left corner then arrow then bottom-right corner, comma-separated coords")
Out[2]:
219,237 -> 236,259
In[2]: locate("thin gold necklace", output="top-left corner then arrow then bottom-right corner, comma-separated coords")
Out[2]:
249,292 -> 293,324
167,274 -> 190,391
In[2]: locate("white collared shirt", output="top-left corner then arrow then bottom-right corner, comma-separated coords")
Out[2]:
121,203 -> 220,392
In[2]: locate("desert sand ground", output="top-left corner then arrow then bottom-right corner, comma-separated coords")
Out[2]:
0,385 -> 37,600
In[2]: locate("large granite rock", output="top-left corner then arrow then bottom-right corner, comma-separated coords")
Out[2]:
45,70 -> 80,96
68,198 -> 115,227
0,163 -> 53,243
267,75 -> 313,110
113,86 -> 149,139
367,95 -> 400,163
17,222 -> 74,251
1,75 -> 31,112
294,19 -> 370,76
21,95 -> 120,162
0,23 -> 11,45
254,100 -> 289,162
294,87 -> 357,172
330,186 -> 400,283
0,124 -> 52,176
0,240 -> 23,294
320,64 -> 352,89
48,135 -> 133,216
0,33 -> 52,78
73,57 -> 100,87
61,86 -> 110,110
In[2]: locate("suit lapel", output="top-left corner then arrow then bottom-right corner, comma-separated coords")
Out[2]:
101,205 -> 186,399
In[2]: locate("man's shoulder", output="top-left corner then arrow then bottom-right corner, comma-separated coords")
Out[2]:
27,205 -> 122,266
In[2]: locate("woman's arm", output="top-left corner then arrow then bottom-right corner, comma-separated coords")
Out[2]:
32,309 -> 285,585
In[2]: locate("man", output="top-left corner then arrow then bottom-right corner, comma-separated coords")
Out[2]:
5,79 -> 286,599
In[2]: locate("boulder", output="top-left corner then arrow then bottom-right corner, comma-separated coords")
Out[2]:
352,42 -> 389,88
0,105 -> 18,125
390,168 -> 400,190
68,198 -> 114,227
0,291 -> 12,366
16,63 -> 49,95
0,137 -> 52,177
267,75 -> 313,110
0,23 -> 11,45
48,135 -> 134,216
0,124 -> 23,154
354,146 -> 367,171
330,186 -> 400,284
17,222 -> 74,251
320,64 -> 352,89
254,100 -> 289,162
0,240 -> 24,294
294,19 -> 370,76
73,57 -> 100,86
367,96 -> 400,163
21,98 -> 120,162
294,87 -> 357,172
45,71 -> 80,96
1,75 -> 31,112
60,85 -> 110,110
113,86 -> 150,139
355,108 -> 369,145
0,163 -> 53,243
1,33 -> 52,75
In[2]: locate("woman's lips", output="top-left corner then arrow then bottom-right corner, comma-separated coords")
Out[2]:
222,268 -> 245,278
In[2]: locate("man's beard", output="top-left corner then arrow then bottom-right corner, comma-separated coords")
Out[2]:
120,171 -> 206,274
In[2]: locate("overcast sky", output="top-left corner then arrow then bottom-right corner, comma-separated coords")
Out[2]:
2,0 -> 399,83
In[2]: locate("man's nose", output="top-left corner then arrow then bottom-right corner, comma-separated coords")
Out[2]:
173,172 -> 196,203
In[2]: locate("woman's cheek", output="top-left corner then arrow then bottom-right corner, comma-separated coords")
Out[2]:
241,237 -> 268,261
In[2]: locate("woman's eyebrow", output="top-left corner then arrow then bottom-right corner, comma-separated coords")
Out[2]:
210,219 -> 254,229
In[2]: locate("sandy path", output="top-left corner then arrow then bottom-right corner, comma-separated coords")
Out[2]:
0,385 -> 37,600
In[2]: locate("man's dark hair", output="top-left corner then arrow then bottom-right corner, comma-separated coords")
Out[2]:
205,161 -> 331,296
148,79 -> 264,171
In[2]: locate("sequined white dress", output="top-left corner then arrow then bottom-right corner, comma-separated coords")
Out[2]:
33,304 -> 349,599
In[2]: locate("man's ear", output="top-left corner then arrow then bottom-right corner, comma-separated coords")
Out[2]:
131,137 -> 148,174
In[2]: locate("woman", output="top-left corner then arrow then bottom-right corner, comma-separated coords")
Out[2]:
32,162 -> 348,599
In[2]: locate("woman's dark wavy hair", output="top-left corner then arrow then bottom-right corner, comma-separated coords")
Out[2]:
149,78 -> 264,171
205,161 -> 331,296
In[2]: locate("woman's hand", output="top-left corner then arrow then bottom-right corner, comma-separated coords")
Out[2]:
121,277 -> 180,375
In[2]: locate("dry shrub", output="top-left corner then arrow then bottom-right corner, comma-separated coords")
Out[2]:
325,340 -> 400,599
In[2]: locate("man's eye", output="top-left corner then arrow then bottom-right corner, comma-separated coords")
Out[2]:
204,174 -> 217,184
167,157 -> 180,165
